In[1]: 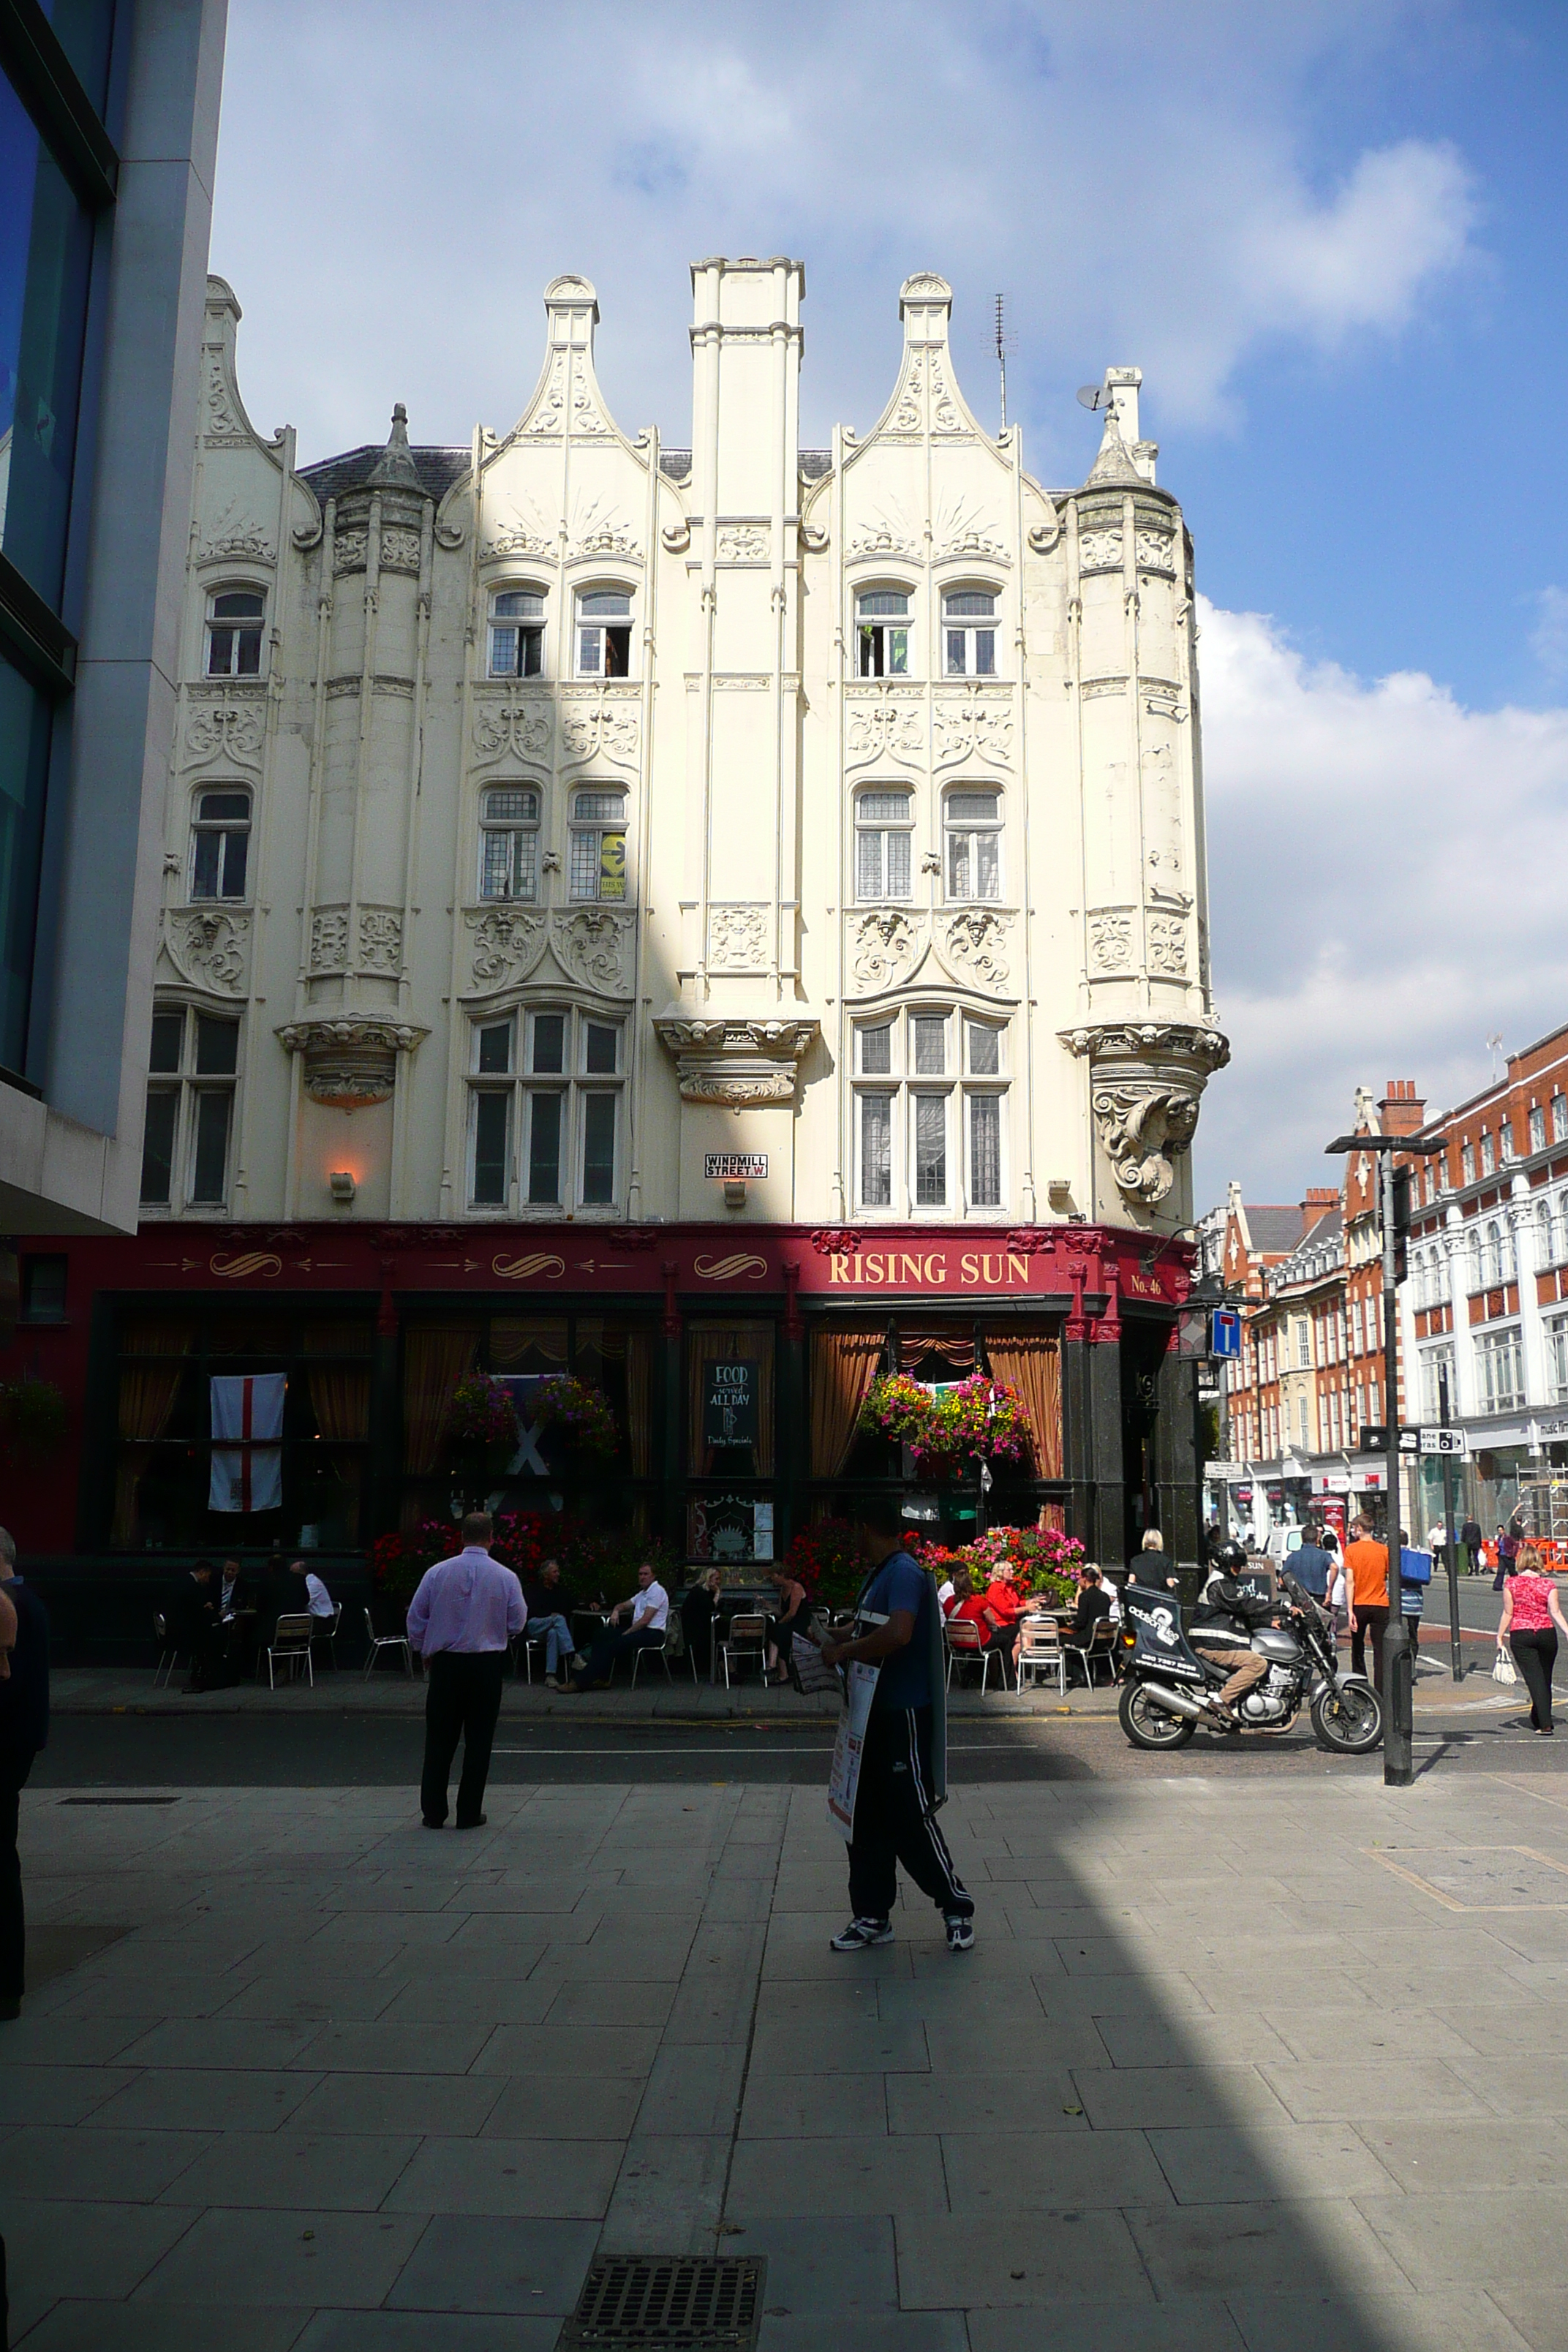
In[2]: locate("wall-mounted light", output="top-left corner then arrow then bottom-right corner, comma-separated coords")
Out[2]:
723,1180 -> 747,1211
328,1171 -> 357,1206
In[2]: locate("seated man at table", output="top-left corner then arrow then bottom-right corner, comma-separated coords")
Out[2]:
520,1557 -> 576,1689
168,1561 -> 239,1692
1061,1561 -> 1114,1660
565,1562 -> 669,1691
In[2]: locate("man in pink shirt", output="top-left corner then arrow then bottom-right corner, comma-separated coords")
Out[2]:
407,1512 -> 526,1828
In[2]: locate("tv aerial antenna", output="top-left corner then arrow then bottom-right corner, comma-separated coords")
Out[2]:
1487,1031 -> 1504,1080
994,293 -> 1017,431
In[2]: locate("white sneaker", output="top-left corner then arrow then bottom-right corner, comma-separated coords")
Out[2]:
829,1917 -> 894,1952
945,1914 -> 976,1954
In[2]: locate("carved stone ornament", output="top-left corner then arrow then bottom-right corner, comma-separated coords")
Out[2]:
559,693 -> 639,765
525,353 -> 567,436
198,495 -> 274,566
1088,913 -> 1133,972
184,693 -> 264,769
333,529 -> 369,574
205,351 -> 245,439
932,692 -> 1012,768
275,1017 -> 428,1109
888,350 -> 926,435
927,351 -> 964,435
848,910 -> 924,995
848,523 -> 916,560
707,904 -> 769,971
380,526 -> 421,573
481,518 -> 552,560
472,694 -> 551,766
1058,1021 -> 1230,1207
161,906 -> 249,996
464,907 -> 549,993
939,908 -> 1012,992
653,1017 -> 820,1112
1077,527 -> 1123,573
717,525 -> 767,563
845,690 -> 924,766
310,909 -> 350,974
359,908 -> 403,973
1135,527 -> 1176,575
1145,914 -> 1188,976
661,520 -> 692,554
551,908 -> 636,995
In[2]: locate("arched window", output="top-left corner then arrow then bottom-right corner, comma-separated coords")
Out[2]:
569,788 -> 626,901
489,589 -> 545,678
576,589 -> 632,678
856,588 -> 909,678
1481,1221 -> 1501,1287
189,788 -> 251,902
205,587 -> 264,678
944,789 -> 1002,901
854,789 -> 913,902
479,787 -> 540,902
942,589 -> 996,677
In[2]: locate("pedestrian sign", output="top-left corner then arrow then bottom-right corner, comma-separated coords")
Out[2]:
1418,1427 -> 1469,1457
1211,1308 -> 1242,1360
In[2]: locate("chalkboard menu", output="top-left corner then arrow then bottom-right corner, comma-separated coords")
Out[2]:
704,1360 -> 758,1450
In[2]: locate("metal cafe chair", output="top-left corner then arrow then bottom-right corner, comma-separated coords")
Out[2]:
943,1616 -> 1002,1694
263,1610 -> 314,1689
1016,1615 -> 1068,1696
362,1605 -> 412,1679
721,1612 -> 769,1688
1066,1617 -> 1120,1690
152,1612 -> 181,1690
631,1620 -> 698,1689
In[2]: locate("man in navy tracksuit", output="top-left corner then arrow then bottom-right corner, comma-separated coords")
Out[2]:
818,1499 -> 974,1955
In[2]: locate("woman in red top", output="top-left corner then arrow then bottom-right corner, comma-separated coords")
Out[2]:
1498,1542 -> 1568,1735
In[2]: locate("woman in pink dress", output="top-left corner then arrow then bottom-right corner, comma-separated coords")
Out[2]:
1497,1543 -> 1568,1735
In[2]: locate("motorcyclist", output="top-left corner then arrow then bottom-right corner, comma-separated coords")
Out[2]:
1187,1540 -> 1275,1725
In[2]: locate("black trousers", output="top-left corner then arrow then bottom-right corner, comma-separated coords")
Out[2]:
1512,1627 -> 1559,1730
421,1652 -> 505,1825
0,1757 -> 33,1999
573,1624 -> 663,1689
848,1704 -> 973,1923
1351,1605 -> 1390,1693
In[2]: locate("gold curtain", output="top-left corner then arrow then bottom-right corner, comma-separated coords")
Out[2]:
490,1317 -> 568,1370
809,1328 -> 886,1479
985,1327 -> 1063,1479
687,1324 -> 774,1475
303,1322 -> 372,1357
307,1364 -> 371,1442
403,1324 -> 480,1474
112,1324 -> 193,1545
625,1328 -> 655,1479
898,1327 -> 975,1373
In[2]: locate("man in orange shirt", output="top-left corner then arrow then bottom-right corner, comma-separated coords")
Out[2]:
1343,1515 -> 1390,1693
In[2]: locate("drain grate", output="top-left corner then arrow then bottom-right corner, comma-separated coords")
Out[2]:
61,1795 -> 179,1806
559,2257 -> 765,2349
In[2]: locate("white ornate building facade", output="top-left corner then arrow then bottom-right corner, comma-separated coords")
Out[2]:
16,259 -> 1227,1591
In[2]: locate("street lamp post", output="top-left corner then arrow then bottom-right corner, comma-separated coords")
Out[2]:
1326,1128 -> 1447,1788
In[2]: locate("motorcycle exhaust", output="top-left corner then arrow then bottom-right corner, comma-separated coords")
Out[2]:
1140,1679 -> 1209,1722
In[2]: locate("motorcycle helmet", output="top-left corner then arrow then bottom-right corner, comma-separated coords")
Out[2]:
1215,1539 -> 1248,1574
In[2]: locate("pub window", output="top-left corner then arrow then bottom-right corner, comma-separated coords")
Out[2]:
467,1008 -> 624,1211
854,789 -> 913,902
489,587 -> 545,678
942,588 -> 996,676
569,788 -> 627,902
576,588 -> 632,678
944,788 -> 1002,902
19,1256 -> 66,1324
852,1008 -> 1007,1215
856,588 -> 910,678
479,786 -> 540,902
140,1006 -> 241,1213
189,788 -> 251,902
204,587 -> 265,677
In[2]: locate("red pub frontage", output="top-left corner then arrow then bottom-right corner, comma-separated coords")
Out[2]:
0,1220 -> 1198,1658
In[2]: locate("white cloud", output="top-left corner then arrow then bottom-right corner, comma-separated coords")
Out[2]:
208,1 -> 1481,467
1196,599 -> 1568,1204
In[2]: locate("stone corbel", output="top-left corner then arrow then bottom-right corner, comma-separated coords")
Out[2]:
276,1017 -> 429,1109
653,1015 -> 820,1112
1059,1021 -> 1229,1207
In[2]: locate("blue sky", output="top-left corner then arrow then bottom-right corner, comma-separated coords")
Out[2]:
208,0 -> 1568,1207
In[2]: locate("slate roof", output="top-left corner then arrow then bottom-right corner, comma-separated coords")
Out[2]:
800,450 -> 832,479
1244,1206 -> 1309,1256
298,445 -> 471,507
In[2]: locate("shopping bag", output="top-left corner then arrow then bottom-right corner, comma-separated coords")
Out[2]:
1493,1651 -> 1518,1687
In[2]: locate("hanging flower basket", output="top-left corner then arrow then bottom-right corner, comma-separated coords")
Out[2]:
442,1373 -> 521,1484
858,1373 -> 939,1452
531,1373 -> 619,1460
857,1372 -> 1033,1477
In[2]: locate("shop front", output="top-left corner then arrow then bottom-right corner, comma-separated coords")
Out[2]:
2,1221 -> 1195,1656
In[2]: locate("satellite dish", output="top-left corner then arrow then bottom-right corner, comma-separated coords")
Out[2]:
1076,384 -> 1105,410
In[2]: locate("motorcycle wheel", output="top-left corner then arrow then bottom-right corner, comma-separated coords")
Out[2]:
1311,1681 -> 1384,1754
1119,1681 -> 1197,1750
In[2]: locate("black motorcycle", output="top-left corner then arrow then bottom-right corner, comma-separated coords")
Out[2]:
1116,1570 -> 1383,1754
